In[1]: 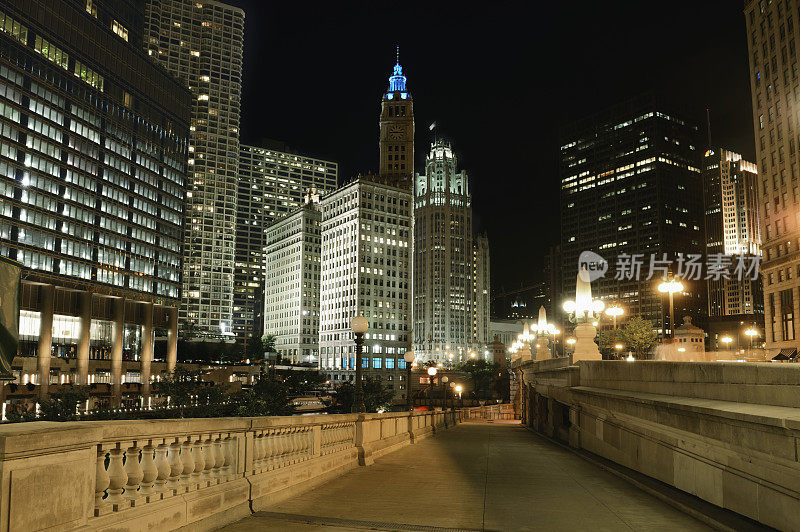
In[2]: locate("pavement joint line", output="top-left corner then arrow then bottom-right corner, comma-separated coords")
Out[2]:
481,424 -> 490,530
252,511 -> 494,532
521,426 -> 771,532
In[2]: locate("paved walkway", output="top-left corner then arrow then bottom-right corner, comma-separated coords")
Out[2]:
222,421 -> 709,531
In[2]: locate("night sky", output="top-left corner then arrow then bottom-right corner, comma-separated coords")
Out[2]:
227,0 -> 754,298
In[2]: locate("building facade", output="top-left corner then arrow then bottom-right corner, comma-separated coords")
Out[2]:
744,0 -> 800,356
0,0 -> 191,402
474,232 -> 491,351
262,197 -> 322,364
702,148 -> 764,349
318,177 -> 412,399
143,0 -> 244,340
234,144 -> 337,344
413,140 -> 478,362
559,94 -> 706,334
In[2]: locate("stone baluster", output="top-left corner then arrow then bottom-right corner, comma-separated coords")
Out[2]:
212,435 -> 224,482
95,446 -> 110,516
168,439 -> 183,493
181,437 -> 195,490
139,442 -> 158,500
191,436 -> 204,487
106,446 -> 127,509
223,434 -> 234,480
123,442 -> 143,504
263,430 -> 274,471
256,431 -> 267,472
154,442 -> 171,496
202,435 -> 214,484
278,428 -> 287,467
286,427 -> 295,464
292,427 -> 300,463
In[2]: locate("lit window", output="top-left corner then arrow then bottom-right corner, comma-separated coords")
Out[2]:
111,19 -> 128,41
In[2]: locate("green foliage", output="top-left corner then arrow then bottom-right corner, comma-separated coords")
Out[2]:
619,316 -> 658,359
456,359 -> 500,399
234,376 -> 292,417
333,377 -> 394,413
262,334 -> 277,355
280,369 -> 327,396
37,386 -> 90,421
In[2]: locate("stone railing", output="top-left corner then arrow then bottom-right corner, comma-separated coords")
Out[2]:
0,409 -> 459,532
462,403 -> 516,421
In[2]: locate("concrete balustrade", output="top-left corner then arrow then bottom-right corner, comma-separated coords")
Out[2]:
0,410 -> 459,532
515,358 -> 800,531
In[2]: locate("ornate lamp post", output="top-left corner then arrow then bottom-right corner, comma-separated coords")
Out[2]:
720,335 -> 733,356
455,383 -> 463,404
403,349 -> 415,411
350,315 -> 368,413
441,375 -> 449,410
426,366 -> 437,408
657,278 -> 684,340
563,269 -> 605,361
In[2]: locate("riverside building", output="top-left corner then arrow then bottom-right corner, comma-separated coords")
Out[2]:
0,0 -> 191,402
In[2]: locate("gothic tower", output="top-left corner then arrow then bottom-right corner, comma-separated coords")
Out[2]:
379,49 -> 415,187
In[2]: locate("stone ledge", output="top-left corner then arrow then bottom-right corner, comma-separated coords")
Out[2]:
572,386 -> 800,431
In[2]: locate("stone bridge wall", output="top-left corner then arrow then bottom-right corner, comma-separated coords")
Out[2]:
0,409 -> 460,532
515,359 -> 800,531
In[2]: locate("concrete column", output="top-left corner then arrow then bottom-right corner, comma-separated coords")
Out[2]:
111,297 -> 125,407
166,307 -> 178,373
140,302 -> 154,402
76,291 -> 92,385
36,284 -> 54,401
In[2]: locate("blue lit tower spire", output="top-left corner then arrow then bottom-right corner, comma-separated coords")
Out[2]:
388,45 -> 407,93
379,45 -> 414,186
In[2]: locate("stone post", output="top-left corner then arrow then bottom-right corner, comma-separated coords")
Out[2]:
140,302 -> 154,402
36,284 -> 54,400
572,322 -> 601,361
355,414 -> 374,466
111,297 -> 125,407
167,307 -> 178,373
76,291 -> 92,385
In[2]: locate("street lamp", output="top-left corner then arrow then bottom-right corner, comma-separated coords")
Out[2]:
403,349 -> 415,411
427,366 -> 437,407
442,375 -> 449,410
720,335 -> 733,355
657,279 -> 684,340
455,383 -> 463,404
605,306 -> 624,330
350,315 -> 369,413
614,343 -> 624,359
744,328 -> 759,357
566,337 -> 576,355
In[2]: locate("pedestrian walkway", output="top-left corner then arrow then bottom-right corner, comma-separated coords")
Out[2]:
222,421 -> 709,531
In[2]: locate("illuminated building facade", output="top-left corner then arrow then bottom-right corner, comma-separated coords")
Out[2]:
744,0 -> 800,355
143,0 -> 244,339
559,95 -> 706,334
413,139 -> 486,362
234,144 -> 337,344
318,178 -> 412,399
263,196 -> 322,364
0,0 -> 190,401
702,148 -> 763,326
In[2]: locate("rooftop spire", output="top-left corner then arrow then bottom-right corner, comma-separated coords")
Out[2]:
388,45 -> 407,93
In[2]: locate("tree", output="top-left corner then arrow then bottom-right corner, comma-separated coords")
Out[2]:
456,359 -> 499,400
234,376 -> 293,417
280,369 -> 328,396
153,366 -> 204,417
244,333 -> 265,362
262,334 -> 277,355
36,386 -> 89,421
619,316 -> 658,359
333,377 -> 394,413
597,328 -> 623,358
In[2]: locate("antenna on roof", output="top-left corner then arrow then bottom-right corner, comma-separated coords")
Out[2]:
396,44 -> 400,64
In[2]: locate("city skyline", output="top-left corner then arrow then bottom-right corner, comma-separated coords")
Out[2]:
226,0 -> 755,290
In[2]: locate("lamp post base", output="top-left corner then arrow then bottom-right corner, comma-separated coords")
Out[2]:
572,322 -> 601,362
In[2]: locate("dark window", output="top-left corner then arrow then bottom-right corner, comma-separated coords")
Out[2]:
781,288 -> 795,341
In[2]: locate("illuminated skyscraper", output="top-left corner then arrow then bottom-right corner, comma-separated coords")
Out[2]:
413,139 -> 483,362
559,95 -> 706,334
702,149 -> 763,331
378,50 -> 414,188
235,144 -> 337,344
745,1 -> 800,355
143,0 -> 244,339
0,0 -> 190,400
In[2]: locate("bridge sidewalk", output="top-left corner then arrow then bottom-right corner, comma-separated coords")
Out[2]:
222,421 -> 709,531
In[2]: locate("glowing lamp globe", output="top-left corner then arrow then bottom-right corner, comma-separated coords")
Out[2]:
403,350 -> 415,363
427,366 -> 437,377
350,315 -> 368,334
